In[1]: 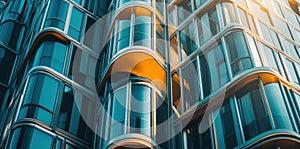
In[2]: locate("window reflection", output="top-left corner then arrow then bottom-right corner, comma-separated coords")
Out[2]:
185,116 -> 212,149
225,31 -> 253,75
18,74 -> 59,126
30,41 -> 67,73
130,84 -> 152,136
197,6 -> 219,46
181,59 -> 200,110
219,100 -> 237,148
180,21 -> 198,59
236,81 -> 271,140
8,126 -> 52,149
58,86 -> 95,142
44,0 -> 69,30
265,83 -> 293,130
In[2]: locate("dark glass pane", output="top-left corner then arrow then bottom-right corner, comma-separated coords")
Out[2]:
0,47 -> 16,85
220,100 -> 237,148
58,86 -> 95,142
117,15 -> 131,51
45,0 -> 69,30
8,127 -> 52,149
186,116 -> 212,149
237,81 -> 271,140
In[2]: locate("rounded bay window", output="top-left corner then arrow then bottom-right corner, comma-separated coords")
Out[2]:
98,77 -> 168,148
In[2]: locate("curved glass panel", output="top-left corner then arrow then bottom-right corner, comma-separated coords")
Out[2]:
130,84 -> 152,136
44,0 -> 69,30
8,126 -> 52,149
236,81 -> 271,141
18,74 -> 59,125
0,20 -> 25,50
225,31 -> 253,75
29,40 -> 67,74
264,83 -> 293,130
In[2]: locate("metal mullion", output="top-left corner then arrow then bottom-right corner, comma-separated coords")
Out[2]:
230,96 -> 245,144
221,37 -> 233,79
230,96 -> 246,144
130,8 -> 135,47
64,4 -> 73,33
125,81 -> 131,134
258,78 -> 276,129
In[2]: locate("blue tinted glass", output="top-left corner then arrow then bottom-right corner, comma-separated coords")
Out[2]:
8,127 -> 52,149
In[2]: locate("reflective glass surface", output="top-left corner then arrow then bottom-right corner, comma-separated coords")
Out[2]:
8,127 -> 52,149
18,74 -> 59,125
236,81 -> 271,140
225,31 -> 253,75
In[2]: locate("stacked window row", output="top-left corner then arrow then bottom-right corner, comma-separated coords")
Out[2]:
169,1 -> 299,67
6,71 -> 97,149
172,29 -> 300,114
19,35 -> 98,91
176,79 -> 300,149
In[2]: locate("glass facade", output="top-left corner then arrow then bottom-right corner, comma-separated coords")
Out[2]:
0,0 -> 299,149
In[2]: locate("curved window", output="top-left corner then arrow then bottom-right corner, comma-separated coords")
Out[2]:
130,84 -> 152,136
264,83 -> 293,130
57,85 -> 96,142
116,10 -> 131,52
134,7 -> 152,48
18,74 -> 59,125
236,81 -> 271,141
225,31 -> 253,76
8,126 -> 53,149
44,0 -> 69,30
0,20 -> 25,50
217,100 -> 237,149
29,40 -> 67,74
101,78 -> 166,141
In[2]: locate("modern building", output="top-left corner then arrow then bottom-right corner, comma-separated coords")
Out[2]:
0,0 -> 299,149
